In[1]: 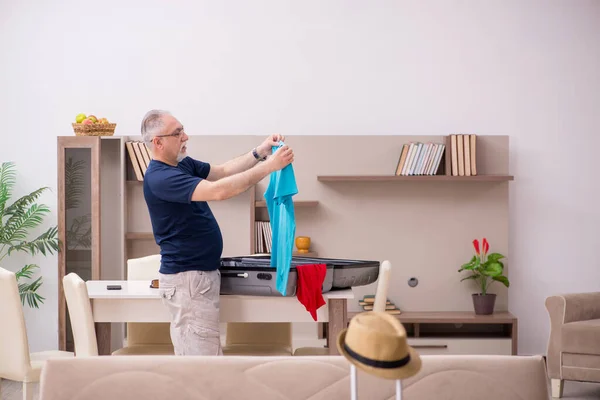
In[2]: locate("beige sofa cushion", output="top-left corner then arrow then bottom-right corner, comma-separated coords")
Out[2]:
40,355 -> 549,400
562,318 -> 600,355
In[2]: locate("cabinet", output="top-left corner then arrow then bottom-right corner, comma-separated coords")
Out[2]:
348,311 -> 517,356
57,136 -> 125,352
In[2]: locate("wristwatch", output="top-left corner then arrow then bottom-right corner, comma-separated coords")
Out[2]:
252,147 -> 266,161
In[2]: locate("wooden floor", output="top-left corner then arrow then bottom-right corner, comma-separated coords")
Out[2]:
2,378 -> 600,399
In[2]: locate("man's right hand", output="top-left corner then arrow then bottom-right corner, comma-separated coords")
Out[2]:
192,144 -> 294,202
267,145 -> 294,172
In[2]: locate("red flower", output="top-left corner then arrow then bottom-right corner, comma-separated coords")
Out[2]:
483,238 -> 489,257
472,239 -> 480,255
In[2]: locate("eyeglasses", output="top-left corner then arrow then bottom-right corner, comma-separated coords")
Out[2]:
154,129 -> 185,140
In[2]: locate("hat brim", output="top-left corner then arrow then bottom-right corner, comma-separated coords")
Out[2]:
336,328 -> 422,380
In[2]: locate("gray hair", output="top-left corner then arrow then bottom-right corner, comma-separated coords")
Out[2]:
141,109 -> 171,147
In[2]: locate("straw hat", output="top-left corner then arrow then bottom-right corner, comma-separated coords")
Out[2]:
337,311 -> 422,380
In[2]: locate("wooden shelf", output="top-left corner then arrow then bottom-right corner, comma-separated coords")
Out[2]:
255,200 -> 319,207
317,174 -> 514,182
348,311 -> 517,324
125,232 -> 154,240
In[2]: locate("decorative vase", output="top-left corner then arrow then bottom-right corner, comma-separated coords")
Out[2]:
295,236 -> 311,253
472,293 -> 496,315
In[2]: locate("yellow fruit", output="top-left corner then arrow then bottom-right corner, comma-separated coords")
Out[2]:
75,113 -> 86,123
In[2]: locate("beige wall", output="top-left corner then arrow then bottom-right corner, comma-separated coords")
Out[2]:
125,134 -> 510,314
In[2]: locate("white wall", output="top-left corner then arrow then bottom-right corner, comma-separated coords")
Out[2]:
1,0 -> 599,355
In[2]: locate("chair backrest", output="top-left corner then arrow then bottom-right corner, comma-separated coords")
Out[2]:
127,254 -> 161,281
62,273 -> 98,357
0,267 -> 32,381
127,255 -> 171,345
226,323 -> 292,347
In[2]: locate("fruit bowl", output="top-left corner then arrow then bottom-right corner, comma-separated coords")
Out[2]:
72,122 -> 116,136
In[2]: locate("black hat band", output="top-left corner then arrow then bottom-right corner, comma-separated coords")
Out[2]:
343,343 -> 411,369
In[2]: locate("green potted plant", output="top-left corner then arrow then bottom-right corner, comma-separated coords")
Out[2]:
458,237 -> 509,315
0,161 -> 60,308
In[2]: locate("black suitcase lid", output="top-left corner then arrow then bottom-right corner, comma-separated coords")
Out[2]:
220,255 -> 379,272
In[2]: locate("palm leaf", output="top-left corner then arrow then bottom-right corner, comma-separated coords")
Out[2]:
8,226 -> 59,256
0,184 -> 9,239
18,276 -> 45,308
15,264 -> 39,280
3,203 -> 51,245
0,161 -> 17,222
4,187 -> 50,216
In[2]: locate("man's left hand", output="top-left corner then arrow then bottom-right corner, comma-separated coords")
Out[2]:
257,134 -> 286,159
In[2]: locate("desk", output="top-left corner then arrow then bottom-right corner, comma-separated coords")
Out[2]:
87,280 -> 353,355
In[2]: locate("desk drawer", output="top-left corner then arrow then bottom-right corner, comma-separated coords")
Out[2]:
407,338 -> 512,356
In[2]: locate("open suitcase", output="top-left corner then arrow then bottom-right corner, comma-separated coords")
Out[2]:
219,255 -> 380,297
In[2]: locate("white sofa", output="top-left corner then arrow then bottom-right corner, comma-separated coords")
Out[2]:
39,354 -> 550,400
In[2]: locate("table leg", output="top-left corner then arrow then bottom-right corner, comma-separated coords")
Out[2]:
511,319 -> 518,355
95,322 -> 112,355
327,298 -> 347,355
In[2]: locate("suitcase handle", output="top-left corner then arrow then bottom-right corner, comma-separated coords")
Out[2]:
221,272 -> 249,278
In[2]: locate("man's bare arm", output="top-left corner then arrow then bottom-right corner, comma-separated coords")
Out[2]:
206,150 -> 259,181
206,134 -> 285,181
193,145 -> 293,202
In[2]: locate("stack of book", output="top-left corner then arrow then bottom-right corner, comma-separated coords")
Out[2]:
394,141 -> 445,176
255,221 -> 272,253
125,141 -> 152,181
448,134 -> 477,176
358,295 -> 401,315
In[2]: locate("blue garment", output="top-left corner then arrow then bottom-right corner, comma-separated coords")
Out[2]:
143,157 -> 223,274
263,142 -> 298,296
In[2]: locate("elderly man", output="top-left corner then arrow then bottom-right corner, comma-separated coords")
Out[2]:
140,109 -> 294,356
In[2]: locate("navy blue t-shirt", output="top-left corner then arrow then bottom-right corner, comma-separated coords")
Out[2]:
143,156 -> 223,274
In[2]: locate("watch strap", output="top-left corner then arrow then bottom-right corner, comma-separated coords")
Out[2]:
252,147 -> 265,161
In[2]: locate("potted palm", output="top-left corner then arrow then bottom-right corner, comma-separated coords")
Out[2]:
0,161 -> 60,308
458,238 -> 509,315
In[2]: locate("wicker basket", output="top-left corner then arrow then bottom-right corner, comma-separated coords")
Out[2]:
72,123 -> 117,136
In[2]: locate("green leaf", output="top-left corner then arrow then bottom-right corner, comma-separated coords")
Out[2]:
18,276 -> 45,308
0,161 -> 17,223
492,275 -> 510,287
4,187 -> 50,217
15,264 -> 39,280
460,275 -> 478,282
8,226 -> 59,256
458,262 -> 474,272
4,203 -> 52,245
482,262 -> 503,277
458,255 -> 478,272
487,253 -> 505,262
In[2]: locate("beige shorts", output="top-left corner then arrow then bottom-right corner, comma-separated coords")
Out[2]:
158,269 -> 222,356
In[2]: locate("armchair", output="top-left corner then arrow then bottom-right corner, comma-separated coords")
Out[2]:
545,292 -> 600,398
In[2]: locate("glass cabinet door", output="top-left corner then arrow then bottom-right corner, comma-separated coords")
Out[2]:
57,137 -> 100,352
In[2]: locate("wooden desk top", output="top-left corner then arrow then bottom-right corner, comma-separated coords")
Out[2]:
86,280 -> 354,300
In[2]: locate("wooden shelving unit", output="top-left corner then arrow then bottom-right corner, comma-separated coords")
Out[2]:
126,232 -> 154,240
346,311 -> 518,355
317,174 -> 514,182
56,133 -> 515,357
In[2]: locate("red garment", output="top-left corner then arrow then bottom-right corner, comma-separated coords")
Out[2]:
296,264 -> 327,321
